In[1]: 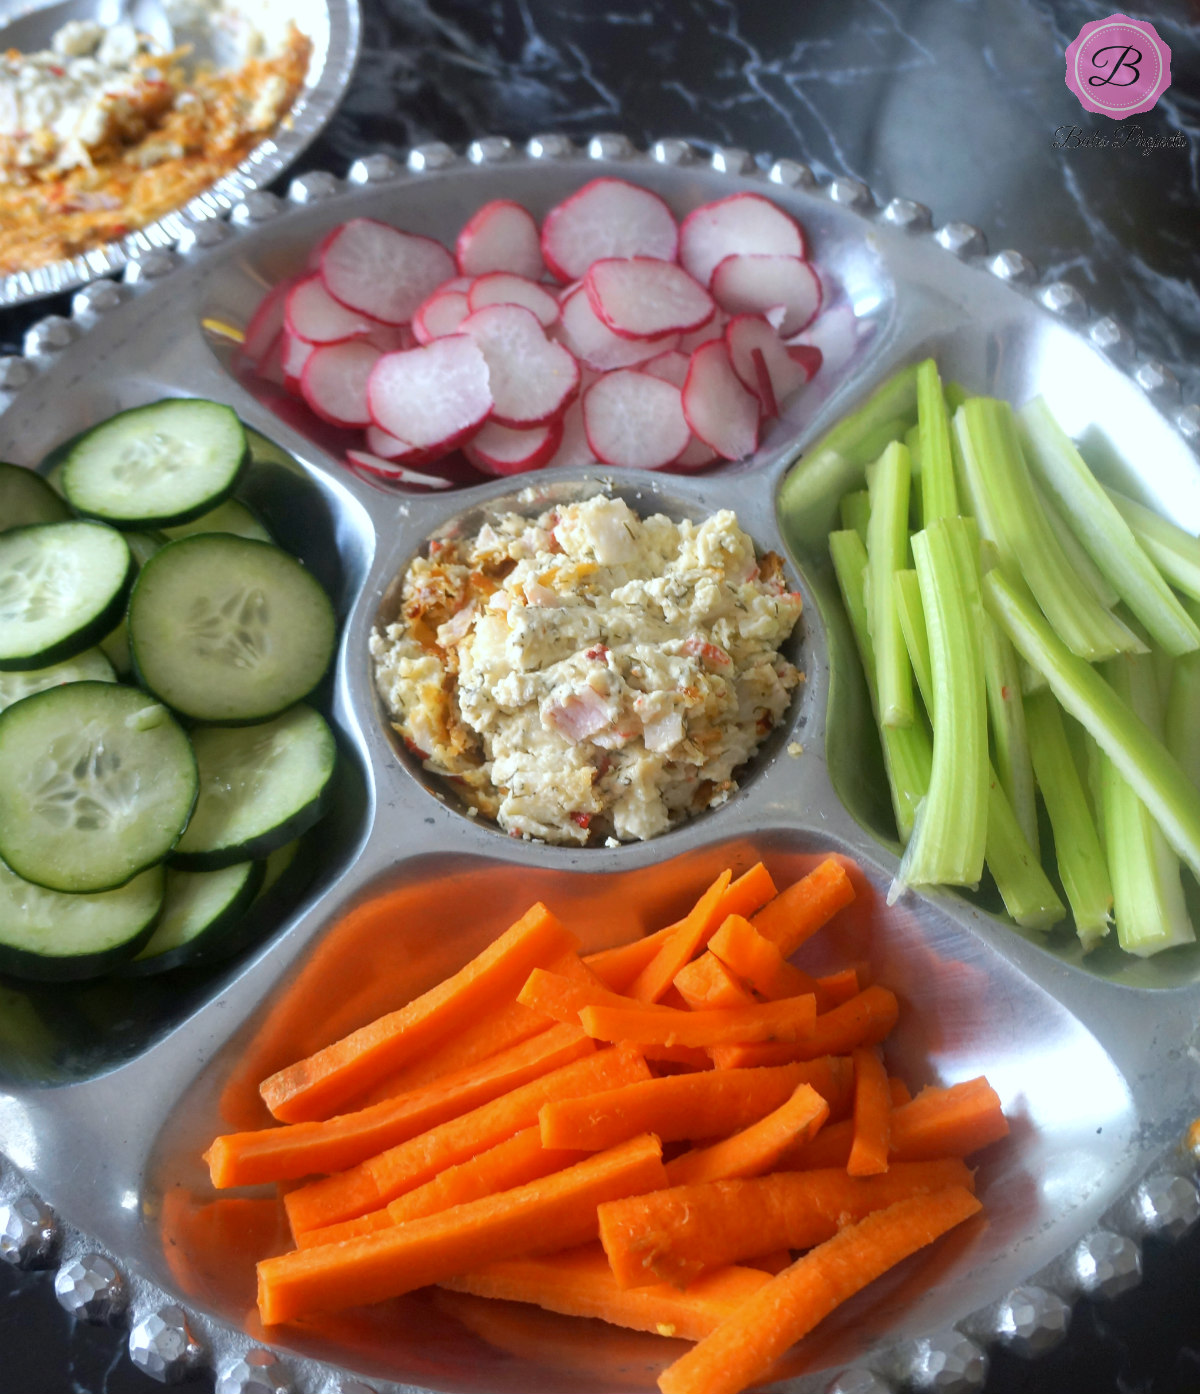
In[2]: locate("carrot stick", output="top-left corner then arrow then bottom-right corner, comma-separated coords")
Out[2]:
260,903 -> 579,1123
706,986 -> 899,1068
813,967 -> 861,1009
439,1245 -> 773,1342
258,1132 -> 669,1325
847,1046 -> 891,1177
206,1024 -> 593,1188
707,917 -> 825,1002
673,954 -> 757,1011
664,1083 -> 829,1187
628,869 -> 732,1003
295,1207 -> 396,1250
539,1064 -> 820,1152
888,1077 -> 913,1107
517,968 -> 671,1026
284,1045 -> 651,1236
748,1249 -> 793,1275
579,995 -> 817,1051
750,858 -> 856,957
656,1186 -> 982,1394
598,1159 -> 976,1289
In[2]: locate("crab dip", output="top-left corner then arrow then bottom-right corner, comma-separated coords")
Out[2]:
371,493 -> 804,845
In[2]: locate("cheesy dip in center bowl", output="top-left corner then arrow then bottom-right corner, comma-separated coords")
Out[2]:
370,492 -> 804,846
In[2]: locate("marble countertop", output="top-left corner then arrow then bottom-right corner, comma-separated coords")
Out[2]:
0,0 -> 1198,1390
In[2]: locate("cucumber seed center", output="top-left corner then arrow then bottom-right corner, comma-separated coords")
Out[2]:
185,587 -> 271,669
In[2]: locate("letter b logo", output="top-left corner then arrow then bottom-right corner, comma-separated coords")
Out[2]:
1066,16 -> 1171,117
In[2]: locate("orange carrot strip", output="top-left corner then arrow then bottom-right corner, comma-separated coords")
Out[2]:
888,1077 -> 913,1107
664,1084 -> 829,1187
787,1077 -> 1009,1171
258,1132 -> 669,1325
702,1054 -> 852,1116
628,869 -> 732,1003
284,1045 -> 650,1236
656,1186 -> 982,1394
673,954 -> 757,1011
296,1206 -> 395,1250
583,925 -> 677,992
748,1249 -> 793,1275
261,903 -> 579,1122
539,1064 -> 819,1152
707,916 -> 825,1001
439,1245 -> 772,1342
206,1023 -> 592,1188
598,1159 -> 976,1289
705,986 -> 899,1068
847,1046 -> 891,1177
578,995 -> 816,1051
517,967 -> 671,1026
814,967 -> 861,1009
750,858 -> 856,957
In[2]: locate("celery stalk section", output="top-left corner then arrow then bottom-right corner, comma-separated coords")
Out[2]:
916,359 -> 958,526
829,530 -> 932,843
804,363 -> 919,463
1033,479 -> 1120,609
1166,595 -> 1200,789
1103,485 -> 1200,603
866,441 -> 914,728
839,489 -> 871,544
1024,689 -> 1112,948
983,567 -> 1200,881
1018,397 -> 1200,656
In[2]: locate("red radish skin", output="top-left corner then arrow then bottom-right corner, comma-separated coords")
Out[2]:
584,257 -> 714,340
677,310 -> 729,355
465,418 -> 564,475
541,178 -> 679,282
281,330 -> 315,394
582,370 -> 690,470
367,335 -> 493,451
241,277 -> 298,368
788,304 -> 857,372
366,423 -> 415,460
544,399 -> 598,470
672,434 -> 720,471
301,339 -> 383,429
286,275 -> 378,345
456,200 -> 545,280
640,350 -> 691,389
788,343 -> 824,381
559,287 -> 679,372
345,450 -> 453,489
679,192 -> 808,287
710,254 -> 822,337
725,314 -> 811,412
321,218 -> 456,325
253,331 -> 287,388
468,274 -> 560,328
682,340 -> 761,461
459,304 -> 580,428
413,290 -> 471,344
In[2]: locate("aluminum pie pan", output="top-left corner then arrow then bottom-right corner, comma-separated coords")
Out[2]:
0,134 -> 1196,1394
0,0 -> 361,310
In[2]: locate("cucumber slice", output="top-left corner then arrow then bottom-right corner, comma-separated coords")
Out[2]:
162,498 -> 273,544
170,704 -> 336,870
0,521 -> 133,671
0,648 -> 116,714
124,860 -> 265,975
0,462 -> 71,532
0,682 -> 198,892
98,531 -> 165,677
61,399 -> 249,529
129,534 -> 336,722
0,859 -> 163,981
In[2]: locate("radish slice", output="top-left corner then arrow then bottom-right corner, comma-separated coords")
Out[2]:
321,218 -> 456,325
544,399 -> 598,469
241,277 -> 297,367
465,418 -> 563,475
787,303 -> 856,372
253,331 -> 287,388
301,339 -> 382,429
677,310 -> 729,354
582,370 -> 690,470
682,340 -> 760,461
412,289 -> 471,344
558,286 -> 679,372
672,434 -> 720,471
640,349 -> 691,389
787,343 -> 824,381
281,329 -> 315,393
468,273 -> 559,328
679,193 -> 807,287
710,254 -> 822,337
345,450 -> 453,488
286,274 -> 377,345
366,423 -> 422,461
367,335 -> 493,451
541,178 -> 679,282
458,304 -> 580,428
456,199 -> 544,280
725,314 -> 810,413
584,257 -> 714,340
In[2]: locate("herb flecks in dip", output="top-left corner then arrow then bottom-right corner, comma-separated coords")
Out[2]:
371,494 -> 804,845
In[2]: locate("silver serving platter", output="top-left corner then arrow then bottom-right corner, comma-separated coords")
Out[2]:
0,0 -> 361,309
0,135 -> 1199,1394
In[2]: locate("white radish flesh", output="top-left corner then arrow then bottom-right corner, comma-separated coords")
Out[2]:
281,329 -> 315,391
710,254 -> 822,337
682,340 -> 761,461
412,289 -> 471,344
241,277 -> 296,367
459,304 -> 580,427
367,335 -> 493,451
541,178 -> 678,282
679,193 -> 807,287
672,434 -> 720,471
345,450 -> 453,488
465,419 -> 563,475
321,218 -> 456,325
725,313 -> 810,414
456,199 -> 545,280
787,303 -> 856,373
366,423 -> 419,460
301,338 -> 383,429
677,310 -> 729,354
468,273 -> 559,328
582,370 -> 690,470
286,275 -> 377,344
544,398 -> 598,469
584,257 -> 713,340
558,287 -> 679,371
640,349 -> 691,389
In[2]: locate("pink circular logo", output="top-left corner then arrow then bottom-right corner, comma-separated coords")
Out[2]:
1065,14 -> 1172,118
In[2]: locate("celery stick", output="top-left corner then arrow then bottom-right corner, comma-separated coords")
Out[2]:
829,530 -> 932,842
956,399 -> 1142,660
1103,485 -> 1200,603
916,359 -> 958,526
1025,689 -> 1112,948
839,489 -> 871,545
1166,595 -> 1200,789
905,423 -> 922,471
1033,479 -> 1120,609
944,381 -> 969,413
804,363 -> 919,463
1018,397 -> 1200,656
866,441 -> 914,729
983,567 -> 1200,881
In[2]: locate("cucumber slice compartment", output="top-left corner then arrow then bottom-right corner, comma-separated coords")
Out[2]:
127,860 -> 264,974
0,462 -> 71,532
170,704 -> 336,869
0,647 -> 115,714
129,534 -> 336,722
0,682 -> 198,893
61,399 -> 249,528
0,521 -> 133,671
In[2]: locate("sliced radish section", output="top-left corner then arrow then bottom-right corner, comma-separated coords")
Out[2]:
413,289 -> 471,344
346,450 -> 454,487
286,274 -> 378,345
468,273 -> 559,328
682,341 -> 760,461
787,343 -> 824,381
725,314 -> 810,414
301,339 -> 382,429
367,335 -> 492,451
672,434 -> 720,471
544,399 -> 598,469
364,323 -> 413,353
677,310 -> 729,354
541,178 -> 679,282
584,257 -> 714,340
787,303 -> 856,373
679,193 -> 807,287
582,370 -> 690,470
365,423 -> 420,460
321,218 -> 456,325
253,331 -> 287,387
640,349 -> 691,389
458,304 -> 580,428
281,329 -> 315,393
710,254 -> 822,337
558,286 -> 679,371
241,276 -> 297,368
456,200 -> 544,280
465,419 -> 563,475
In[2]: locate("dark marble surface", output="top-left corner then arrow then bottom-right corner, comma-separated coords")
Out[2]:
1,0 -> 1199,1390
